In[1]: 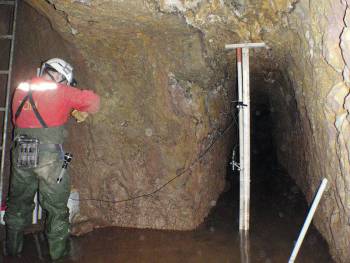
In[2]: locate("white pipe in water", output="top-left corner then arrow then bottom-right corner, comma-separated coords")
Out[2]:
240,230 -> 251,263
288,178 -> 328,263
240,47 -> 251,231
236,48 -> 246,230
226,42 -> 266,231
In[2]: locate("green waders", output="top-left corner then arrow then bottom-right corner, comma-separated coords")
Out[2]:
4,126 -> 71,260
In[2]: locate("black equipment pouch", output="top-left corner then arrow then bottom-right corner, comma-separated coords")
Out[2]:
15,135 -> 40,168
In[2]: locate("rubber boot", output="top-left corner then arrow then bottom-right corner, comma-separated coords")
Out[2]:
5,229 -> 23,256
49,236 -> 69,261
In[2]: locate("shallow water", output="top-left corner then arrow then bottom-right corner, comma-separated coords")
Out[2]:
1,167 -> 333,263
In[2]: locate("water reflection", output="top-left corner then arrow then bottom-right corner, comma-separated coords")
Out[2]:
239,230 -> 250,263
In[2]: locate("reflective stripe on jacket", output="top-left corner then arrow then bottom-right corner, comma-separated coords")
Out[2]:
12,77 -> 100,128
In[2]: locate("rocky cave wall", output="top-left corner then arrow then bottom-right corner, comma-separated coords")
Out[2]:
269,1 -> 350,262
15,0 -> 235,233
245,1 -> 350,261
4,0 -> 350,262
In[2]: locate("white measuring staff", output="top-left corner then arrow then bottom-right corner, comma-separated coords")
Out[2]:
225,42 -> 267,231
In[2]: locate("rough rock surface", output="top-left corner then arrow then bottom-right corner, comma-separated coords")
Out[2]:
270,1 -> 350,262
4,0 -> 350,262
20,0 -> 235,233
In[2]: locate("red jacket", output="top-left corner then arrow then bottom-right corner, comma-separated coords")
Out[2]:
12,77 -> 100,128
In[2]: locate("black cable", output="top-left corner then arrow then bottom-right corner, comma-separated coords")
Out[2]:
71,119 -> 236,204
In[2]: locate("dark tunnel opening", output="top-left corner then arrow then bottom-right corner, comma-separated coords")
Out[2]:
212,71 -> 335,262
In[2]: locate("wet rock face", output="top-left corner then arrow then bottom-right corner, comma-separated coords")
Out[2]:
21,0 -> 235,232
269,1 -> 350,262
13,0 -> 350,261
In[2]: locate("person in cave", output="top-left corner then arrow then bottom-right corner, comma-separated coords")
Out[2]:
4,58 -> 100,260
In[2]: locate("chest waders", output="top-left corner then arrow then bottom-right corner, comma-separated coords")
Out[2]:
4,88 -> 71,260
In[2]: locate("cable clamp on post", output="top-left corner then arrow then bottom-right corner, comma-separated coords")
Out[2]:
230,161 -> 241,171
236,101 -> 248,108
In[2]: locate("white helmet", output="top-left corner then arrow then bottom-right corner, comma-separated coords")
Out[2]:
40,58 -> 74,85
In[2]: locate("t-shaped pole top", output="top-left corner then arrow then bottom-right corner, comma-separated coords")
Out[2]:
225,42 -> 267,50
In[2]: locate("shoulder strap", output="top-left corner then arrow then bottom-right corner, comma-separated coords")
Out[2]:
28,92 -> 48,128
14,88 -> 48,128
15,94 -> 29,120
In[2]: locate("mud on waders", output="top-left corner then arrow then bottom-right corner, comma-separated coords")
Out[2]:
4,58 -> 100,260
5,80 -> 72,260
